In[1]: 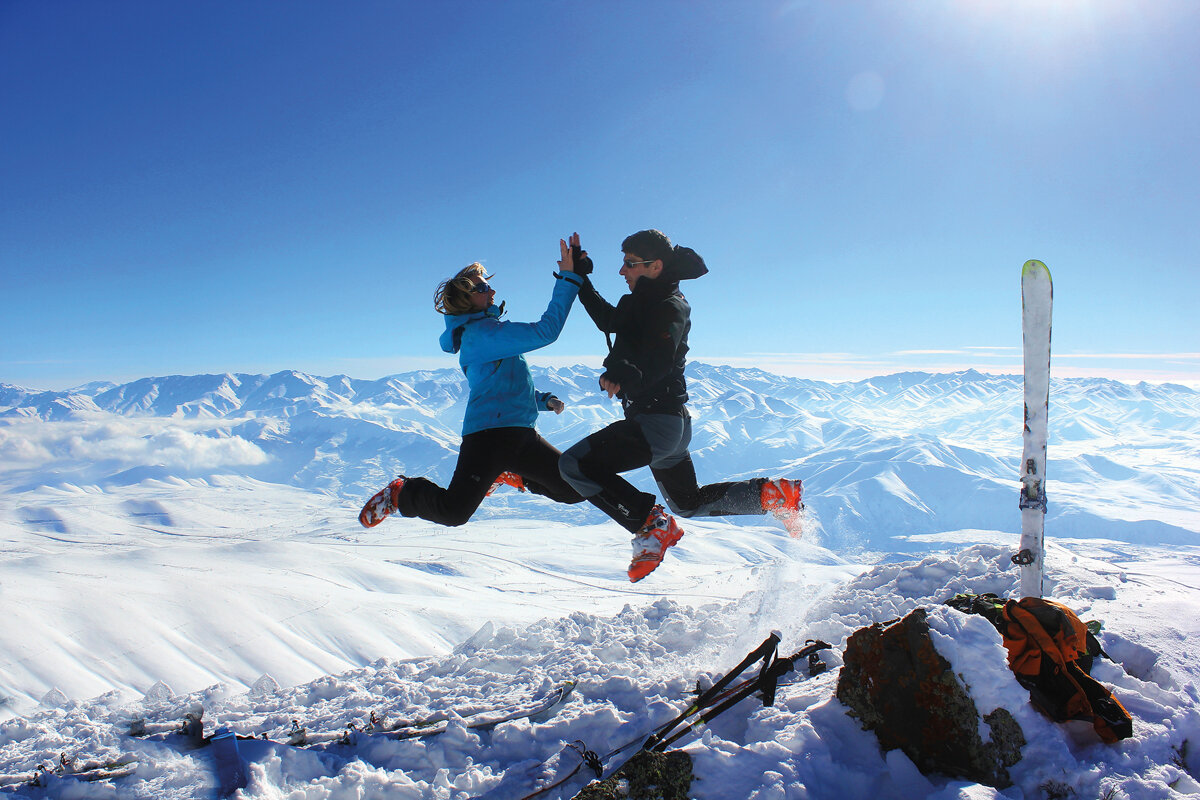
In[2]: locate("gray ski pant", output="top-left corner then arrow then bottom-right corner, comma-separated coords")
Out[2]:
559,412 -> 766,534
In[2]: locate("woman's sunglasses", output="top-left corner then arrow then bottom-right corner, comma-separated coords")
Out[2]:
470,282 -> 492,294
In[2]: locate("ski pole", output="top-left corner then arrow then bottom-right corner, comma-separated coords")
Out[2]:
642,632 -> 780,751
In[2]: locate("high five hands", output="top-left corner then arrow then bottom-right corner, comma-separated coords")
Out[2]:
558,232 -> 592,276
558,232 -> 611,396
557,233 -> 579,273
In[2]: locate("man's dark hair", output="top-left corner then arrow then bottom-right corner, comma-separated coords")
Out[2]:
621,229 -> 673,262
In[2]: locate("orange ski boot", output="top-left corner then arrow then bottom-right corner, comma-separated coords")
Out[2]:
486,471 -> 527,497
359,477 -> 406,528
627,505 -> 685,583
761,478 -> 804,537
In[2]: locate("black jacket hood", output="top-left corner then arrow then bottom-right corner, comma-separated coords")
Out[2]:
663,245 -> 708,281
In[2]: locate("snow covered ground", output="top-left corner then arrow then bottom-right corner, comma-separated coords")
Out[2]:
1,367 -> 1199,799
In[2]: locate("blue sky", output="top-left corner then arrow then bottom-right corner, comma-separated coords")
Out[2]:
2,0 -> 1197,390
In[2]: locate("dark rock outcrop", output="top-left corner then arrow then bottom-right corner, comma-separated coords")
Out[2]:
836,607 -> 1025,787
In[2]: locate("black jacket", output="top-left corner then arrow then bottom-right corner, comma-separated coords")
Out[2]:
578,246 -> 708,416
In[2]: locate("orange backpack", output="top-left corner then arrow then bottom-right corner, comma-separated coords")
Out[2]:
946,594 -> 1133,743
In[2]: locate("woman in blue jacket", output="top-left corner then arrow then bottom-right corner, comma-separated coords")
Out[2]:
359,238 -> 586,528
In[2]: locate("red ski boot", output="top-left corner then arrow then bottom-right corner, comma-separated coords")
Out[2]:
486,471 -> 526,497
627,505 -> 685,583
761,478 -> 804,537
359,477 -> 406,528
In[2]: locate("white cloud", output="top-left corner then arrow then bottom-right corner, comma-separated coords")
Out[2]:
0,416 -> 270,475
0,427 -> 54,464
892,349 -> 971,356
1059,352 -> 1200,361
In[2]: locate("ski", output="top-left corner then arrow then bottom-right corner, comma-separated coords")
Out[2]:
0,756 -> 138,790
361,680 -> 576,743
131,681 -> 576,751
1015,259 -> 1053,598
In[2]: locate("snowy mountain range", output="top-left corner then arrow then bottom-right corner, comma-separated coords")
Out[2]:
3,364 -> 1198,551
2,365 -> 1200,799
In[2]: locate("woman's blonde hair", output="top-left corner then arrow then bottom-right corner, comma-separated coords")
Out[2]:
434,263 -> 490,315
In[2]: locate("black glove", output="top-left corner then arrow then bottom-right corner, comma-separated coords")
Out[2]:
571,244 -> 594,276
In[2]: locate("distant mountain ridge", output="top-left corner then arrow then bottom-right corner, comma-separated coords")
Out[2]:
5,364 -> 1197,429
2,365 -> 1198,550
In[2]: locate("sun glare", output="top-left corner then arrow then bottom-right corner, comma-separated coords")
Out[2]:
960,0 -> 1116,36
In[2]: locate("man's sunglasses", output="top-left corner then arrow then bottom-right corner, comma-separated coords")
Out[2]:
470,282 -> 493,294
622,260 -> 655,269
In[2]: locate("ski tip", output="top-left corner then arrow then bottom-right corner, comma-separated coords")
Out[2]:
1022,259 -> 1051,277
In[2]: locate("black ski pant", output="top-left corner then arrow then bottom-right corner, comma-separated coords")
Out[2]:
559,413 -> 766,534
395,426 -> 584,527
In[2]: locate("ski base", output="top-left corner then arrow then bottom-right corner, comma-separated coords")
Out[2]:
1016,259 -> 1052,599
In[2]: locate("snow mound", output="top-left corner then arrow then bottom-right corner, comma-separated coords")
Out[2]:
2,546 -> 1198,800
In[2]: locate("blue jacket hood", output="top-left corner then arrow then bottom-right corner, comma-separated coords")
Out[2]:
439,305 -> 503,355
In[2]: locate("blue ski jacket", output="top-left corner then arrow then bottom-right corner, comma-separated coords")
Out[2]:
439,271 -> 583,436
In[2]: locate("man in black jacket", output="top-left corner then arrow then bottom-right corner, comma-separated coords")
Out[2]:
561,229 -> 803,582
